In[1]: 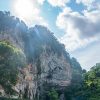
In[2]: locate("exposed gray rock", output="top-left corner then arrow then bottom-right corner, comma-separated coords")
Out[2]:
0,12 -> 73,100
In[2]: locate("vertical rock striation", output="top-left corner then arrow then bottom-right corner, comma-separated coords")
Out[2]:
0,12 -> 82,100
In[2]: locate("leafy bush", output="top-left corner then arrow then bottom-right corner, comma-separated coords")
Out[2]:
48,89 -> 59,100
0,41 -> 26,95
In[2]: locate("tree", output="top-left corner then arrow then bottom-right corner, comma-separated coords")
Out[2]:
79,63 -> 100,100
0,41 -> 26,95
48,89 -> 59,100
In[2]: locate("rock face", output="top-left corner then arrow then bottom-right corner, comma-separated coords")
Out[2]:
39,49 -> 71,86
13,25 -> 72,100
0,12 -> 81,100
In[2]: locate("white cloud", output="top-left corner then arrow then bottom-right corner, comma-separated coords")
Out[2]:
76,0 -> 94,5
37,0 -> 45,5
56,7 -> 100,51
37,0 -> 70,7
71,41 -> 100,70
47,0 -> 70,7
76,0 -> 100,10
11,0 -> 48,27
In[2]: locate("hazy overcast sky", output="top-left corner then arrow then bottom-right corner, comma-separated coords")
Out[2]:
0,0 -> 100,70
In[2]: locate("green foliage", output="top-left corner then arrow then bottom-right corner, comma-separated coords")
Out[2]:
0,41 -> 26,95
0,11 -> 99,100
68,63 -> 100,100
83,63 -> 100,100
48,89 -> 59,100
64,63 -> 100,100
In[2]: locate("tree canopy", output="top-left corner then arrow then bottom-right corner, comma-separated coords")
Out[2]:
0,41 -> 26,95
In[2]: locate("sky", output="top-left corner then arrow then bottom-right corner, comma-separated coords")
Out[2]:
0,0 -> 100,70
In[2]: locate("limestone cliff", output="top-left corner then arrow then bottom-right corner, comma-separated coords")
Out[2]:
0,11 -> 82,100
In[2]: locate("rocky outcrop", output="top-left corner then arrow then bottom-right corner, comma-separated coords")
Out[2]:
39,45 -> 71,86
0,11 -> 82,100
